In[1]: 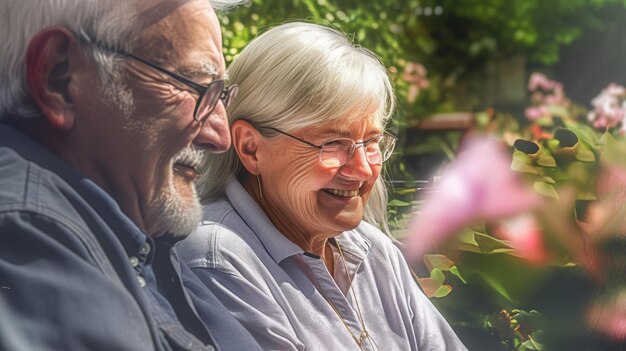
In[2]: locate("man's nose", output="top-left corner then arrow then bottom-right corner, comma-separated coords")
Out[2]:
194,102 -> 231,153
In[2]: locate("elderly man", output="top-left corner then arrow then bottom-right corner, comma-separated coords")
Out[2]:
0,0 -> 261,350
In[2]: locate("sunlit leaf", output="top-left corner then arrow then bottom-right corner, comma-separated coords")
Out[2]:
449,266 -> 467,284
511,158 -> 540,174
432,284 -> 452,298
458,230 -> 515,254
387,199 -> 412,207
423,254 -> 455,271
536,153 -> 557,167
533,181 -> 559,199
394,188 -> 417,195
575,147 -> 596,162
430,268 -> 445,284
417,277 -> 443,298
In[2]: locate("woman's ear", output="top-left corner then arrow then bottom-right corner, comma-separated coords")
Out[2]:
231,119 -> 262,174
26,27 -> 78,130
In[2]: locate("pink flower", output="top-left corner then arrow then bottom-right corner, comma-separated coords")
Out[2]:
604,83 -> 626,97
542,83 -> 569,107
490,214 -> 548,264
588,87 -> 626,129
404,137 -> 542,261
528,72 -> 557,92
587,291 -> 626,341
524,106 -> 550,120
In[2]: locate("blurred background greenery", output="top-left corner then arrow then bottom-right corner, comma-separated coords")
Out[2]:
219,1 -> 626,350
220,0 -> 626,178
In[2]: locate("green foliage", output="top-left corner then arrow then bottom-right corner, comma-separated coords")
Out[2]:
221,0 -> 626,122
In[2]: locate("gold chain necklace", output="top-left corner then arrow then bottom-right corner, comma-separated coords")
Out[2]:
317,240 -> 377,350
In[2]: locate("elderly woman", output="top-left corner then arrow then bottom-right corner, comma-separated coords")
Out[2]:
177,22 -> 466,350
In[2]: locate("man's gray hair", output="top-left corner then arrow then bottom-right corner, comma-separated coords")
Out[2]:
0,0 -> 244,121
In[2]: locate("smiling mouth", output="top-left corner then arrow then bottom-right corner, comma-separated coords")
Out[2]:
323,189 -> 360,198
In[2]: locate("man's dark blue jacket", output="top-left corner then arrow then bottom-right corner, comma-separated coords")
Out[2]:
0,123 -> 261,351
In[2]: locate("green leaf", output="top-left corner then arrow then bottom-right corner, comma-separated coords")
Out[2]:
449,266 -> 467,284
474,232 -> 516,254
575,191 -> 597,201
511,158 -> 540,174
432,284 -> 452,298
458,230 -> 515,254
394,188 -> 417,195
598,131 -> 616,146
520,336 -> 543,350
536,153 -> 557,167
547,105 -> 570,119
575,147 -> 596,162
475,271 -> 515,303
533,181 -> 559,199
430,268 -> 445,284
387,199 -> 411,207
423,254 -> 455,271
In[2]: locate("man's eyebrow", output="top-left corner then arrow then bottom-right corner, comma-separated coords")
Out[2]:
177,61 -> 222,81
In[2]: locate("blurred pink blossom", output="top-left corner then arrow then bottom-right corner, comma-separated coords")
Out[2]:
528,72 -> 557,92
604,83 -> 626,97
524,106 -> 550,120
525,73 -> 570,121
587,291 -> 626,341
542,83 -> 567,106
405,137 -> 542,261
491,214 -> 548,264
587,83 -> 626,130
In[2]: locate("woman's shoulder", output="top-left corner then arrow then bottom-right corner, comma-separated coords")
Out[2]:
176,198 -> 262,272
347,221 -> 412,278
353,221 -> 401,254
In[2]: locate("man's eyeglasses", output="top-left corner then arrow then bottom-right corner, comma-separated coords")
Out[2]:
268,127 -> 397,167
76,30 -> 238,123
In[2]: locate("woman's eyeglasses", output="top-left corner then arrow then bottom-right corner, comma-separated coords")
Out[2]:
268,127 -> 397,167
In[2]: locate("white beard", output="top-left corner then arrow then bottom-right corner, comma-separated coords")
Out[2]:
148,179 -> 203,237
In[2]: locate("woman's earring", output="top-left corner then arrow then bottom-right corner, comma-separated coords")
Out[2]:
256,172 -> 263,200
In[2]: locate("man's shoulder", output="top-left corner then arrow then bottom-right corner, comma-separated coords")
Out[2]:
0,137 -> 124,277
0,144 -> 33,208
0,144 -> 84,223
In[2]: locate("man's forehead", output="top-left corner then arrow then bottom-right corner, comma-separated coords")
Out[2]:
135,0 -> 194,32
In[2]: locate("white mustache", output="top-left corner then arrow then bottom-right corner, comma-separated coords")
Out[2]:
173,147 -> 206,172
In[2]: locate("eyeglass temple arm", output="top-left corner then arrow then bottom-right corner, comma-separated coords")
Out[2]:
269,128 -> 323,149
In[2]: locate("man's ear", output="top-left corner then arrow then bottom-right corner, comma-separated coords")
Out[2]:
231,119 -> 262,175
26,27 -> 78,130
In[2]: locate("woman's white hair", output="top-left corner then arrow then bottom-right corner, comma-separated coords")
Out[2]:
0,0 -> 243,121
198,22 -> 396,234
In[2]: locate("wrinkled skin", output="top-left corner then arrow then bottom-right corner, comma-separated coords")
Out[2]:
25,0 -> 230,237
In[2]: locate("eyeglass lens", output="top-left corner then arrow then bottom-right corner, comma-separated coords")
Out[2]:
195,80 -> 224,122
194,82 -> 239,123
319,135 -> 395,167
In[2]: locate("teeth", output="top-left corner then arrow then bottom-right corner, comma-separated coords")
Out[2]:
326,189 -> 359,197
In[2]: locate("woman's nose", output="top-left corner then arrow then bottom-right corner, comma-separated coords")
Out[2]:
339,146 -> 374,180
